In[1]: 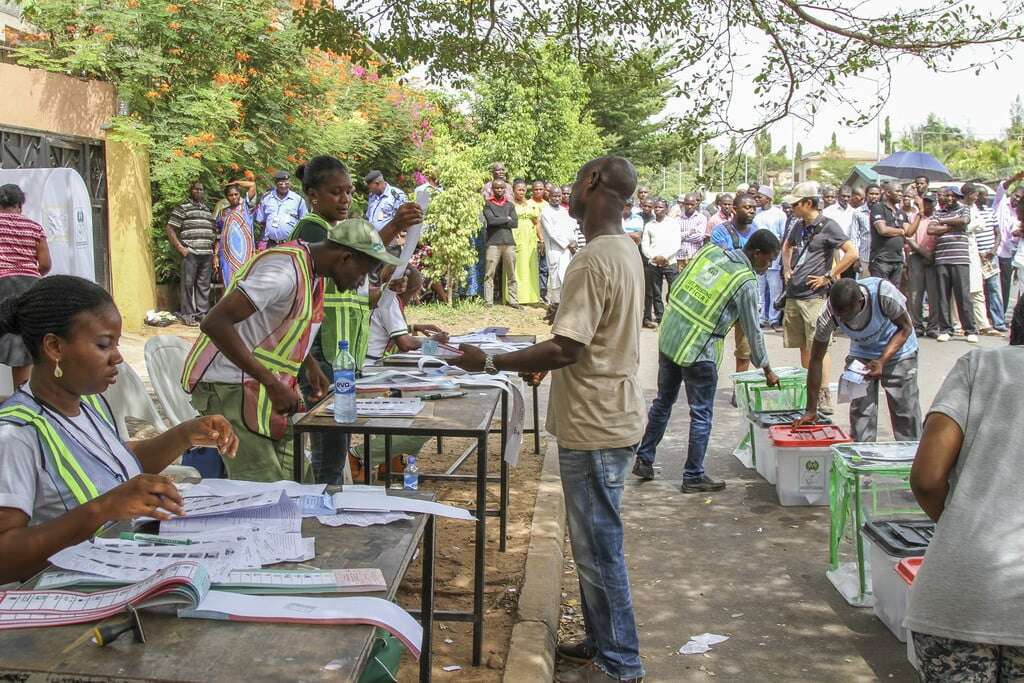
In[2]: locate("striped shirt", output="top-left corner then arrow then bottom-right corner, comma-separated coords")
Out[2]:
932,204 -> 972,265
168,201 -> 217,255
0,213 -> 46,278
975,206 -> 999,255
677,211 -> 707,260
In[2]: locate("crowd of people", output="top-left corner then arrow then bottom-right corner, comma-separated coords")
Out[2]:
0,153 -> 1022,682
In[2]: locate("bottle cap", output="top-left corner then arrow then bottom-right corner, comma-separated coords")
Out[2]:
339,341 -> 349,351
407,456 -> 416,464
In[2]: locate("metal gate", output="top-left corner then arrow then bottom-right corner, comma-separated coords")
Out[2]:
0,125 -> 111,290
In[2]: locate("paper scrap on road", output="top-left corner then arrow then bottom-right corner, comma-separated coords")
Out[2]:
679,633 -> 730,655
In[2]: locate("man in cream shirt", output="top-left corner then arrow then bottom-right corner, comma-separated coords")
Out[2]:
454,157 -> 646,683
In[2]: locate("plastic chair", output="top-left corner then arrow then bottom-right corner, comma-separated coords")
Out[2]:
144,335 -> 199,425
101,361 -> 168,440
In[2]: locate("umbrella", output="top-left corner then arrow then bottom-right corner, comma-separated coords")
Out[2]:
871,151 -> 953,182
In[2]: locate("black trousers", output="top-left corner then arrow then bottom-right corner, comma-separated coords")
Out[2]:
999,256 -> 1017,312
869,259 -> 904,288
934,263 -> 976,334
179,252 -> 213,321
644,263 -> 677,323
906,253 -> 939,334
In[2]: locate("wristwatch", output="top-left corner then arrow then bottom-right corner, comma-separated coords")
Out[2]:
483,354 -> 499,375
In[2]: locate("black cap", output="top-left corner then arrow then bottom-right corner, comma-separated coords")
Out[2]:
364,170 -> 383,184
273,170 -> 289,181
923,192 -> 937,203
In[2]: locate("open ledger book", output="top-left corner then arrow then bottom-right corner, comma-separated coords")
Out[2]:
0,562 -> 423,657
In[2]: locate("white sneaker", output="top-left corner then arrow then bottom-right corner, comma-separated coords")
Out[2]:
936,333 -> 951,342
966,334 -> 979,343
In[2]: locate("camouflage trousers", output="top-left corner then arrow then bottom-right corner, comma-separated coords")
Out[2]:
912,632 -> 1024,682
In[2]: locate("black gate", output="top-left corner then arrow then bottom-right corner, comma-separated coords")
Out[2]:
0,125 -> 111,290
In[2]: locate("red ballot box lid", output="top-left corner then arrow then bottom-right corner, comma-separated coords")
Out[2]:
769,424 -> 852,447
897,557 -> 923,586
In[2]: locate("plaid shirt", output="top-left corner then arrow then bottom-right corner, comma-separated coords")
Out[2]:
677,211 -> 707,260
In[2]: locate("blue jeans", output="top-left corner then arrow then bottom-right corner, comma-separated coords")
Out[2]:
636,355 -> 718,482
559,445 -> 644,680
983,272 -> 1007,330
758,269 -> 784,324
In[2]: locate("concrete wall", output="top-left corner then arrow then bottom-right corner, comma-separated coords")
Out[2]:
106,141 -> 157,332
0,62 -> 116,140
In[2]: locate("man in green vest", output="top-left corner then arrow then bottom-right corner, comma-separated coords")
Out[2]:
632,229 -> 782,492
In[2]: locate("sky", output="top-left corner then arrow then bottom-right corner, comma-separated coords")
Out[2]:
673,0 -> 1024,157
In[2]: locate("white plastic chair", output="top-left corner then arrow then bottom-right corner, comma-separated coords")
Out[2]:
144,335 -> 199,426
102,361 -> 168,439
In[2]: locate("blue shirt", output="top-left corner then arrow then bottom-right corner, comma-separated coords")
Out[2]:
752,205 -> 788,269
622,215 -> 645,234
255,190 -> 307,242
710,222 -> 755,250
366,183 -> 408,231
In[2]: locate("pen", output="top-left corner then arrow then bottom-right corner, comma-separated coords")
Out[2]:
119,532 -> 192,545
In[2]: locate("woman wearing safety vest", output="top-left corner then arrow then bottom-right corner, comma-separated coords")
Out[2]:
287,158 -> 422,484
0,276 -> 239,584
182,155 -> 402,482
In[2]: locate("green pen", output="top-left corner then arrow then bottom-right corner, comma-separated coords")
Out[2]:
118,532 -> 192,545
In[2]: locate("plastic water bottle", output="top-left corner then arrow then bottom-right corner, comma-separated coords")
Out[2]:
333,341 -> 357,423
403,456 -> 420,490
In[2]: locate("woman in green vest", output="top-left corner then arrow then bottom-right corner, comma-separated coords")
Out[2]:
0,276 -> 238,584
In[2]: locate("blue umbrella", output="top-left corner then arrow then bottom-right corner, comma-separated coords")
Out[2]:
871,151 -> 953,182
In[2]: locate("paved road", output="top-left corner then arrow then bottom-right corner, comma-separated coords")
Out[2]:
619,327 -> 1004,682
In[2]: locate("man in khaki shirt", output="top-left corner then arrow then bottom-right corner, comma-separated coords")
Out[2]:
455,156 -> 645,682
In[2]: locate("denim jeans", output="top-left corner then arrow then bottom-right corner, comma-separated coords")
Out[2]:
636,355 -> 718,482
559,445 -> 644,680
983,272 -> 1007,330
758,269 -> 784,324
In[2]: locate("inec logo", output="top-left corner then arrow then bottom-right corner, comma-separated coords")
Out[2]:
694,264 -> 721,288
804,460 -> 820,472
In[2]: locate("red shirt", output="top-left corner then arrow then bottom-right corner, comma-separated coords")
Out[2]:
0,213 -> 45,278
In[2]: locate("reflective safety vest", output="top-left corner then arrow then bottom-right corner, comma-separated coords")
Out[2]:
659,245 -> 757,367
837,277 -> 919,361
181,241 -> 324,440
288,215 -> 370,367
0,391 -> 135,510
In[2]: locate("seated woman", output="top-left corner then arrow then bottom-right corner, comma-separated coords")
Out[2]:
0,275 -> 238,584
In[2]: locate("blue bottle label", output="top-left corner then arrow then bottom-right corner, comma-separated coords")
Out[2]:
335,370 -> 355,394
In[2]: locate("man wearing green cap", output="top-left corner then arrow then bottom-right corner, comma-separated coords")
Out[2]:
182,218 -> 401,482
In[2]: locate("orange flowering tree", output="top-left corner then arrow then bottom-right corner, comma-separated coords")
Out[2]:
15,0 -> 438,282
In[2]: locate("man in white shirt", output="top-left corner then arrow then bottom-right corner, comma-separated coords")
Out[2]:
540,186 -> 578,305
848,188 -> 870,277
752,185 -> 787,329
641,198 -> 681,328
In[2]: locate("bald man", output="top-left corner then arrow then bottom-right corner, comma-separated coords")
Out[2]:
454,157 -> 646,682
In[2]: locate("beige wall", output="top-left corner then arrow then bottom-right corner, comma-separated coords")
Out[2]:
106,141 -> 157,332
0,62 -> 116,139
0,62 -> 157,331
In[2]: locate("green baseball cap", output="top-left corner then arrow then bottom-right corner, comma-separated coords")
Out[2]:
327,218 -> 401,266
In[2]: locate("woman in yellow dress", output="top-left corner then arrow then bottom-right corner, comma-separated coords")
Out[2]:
511,179 -> 542,304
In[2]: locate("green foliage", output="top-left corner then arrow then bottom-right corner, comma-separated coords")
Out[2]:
422,133 -> 485,302
896,111 -> 1024,180
17,0 -> 438,283
468,42 -> 606,184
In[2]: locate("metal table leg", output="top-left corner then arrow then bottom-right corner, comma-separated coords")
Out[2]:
363,431 -> 372,485
472,433 -> 486,666
532,384 -> 540,454
420,515 -> 435,683
384,434 -> 392,490
292,429 -> 304,483
499,391 -> 509,553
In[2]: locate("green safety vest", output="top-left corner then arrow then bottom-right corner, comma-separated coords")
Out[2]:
659,244 -> 756,367
289,215 -> 370,366
0,393 -> 120,508
181,242 -> 323,439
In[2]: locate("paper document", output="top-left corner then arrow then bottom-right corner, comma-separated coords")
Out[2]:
357,397 -> 424,417
317,512 -> 413,527
838,359 -> 870,403
179,479 -> 325,499
331,492 -> 474,521
448,332 -> 499,344
215,568 -> 386,594
49,538 -> 254,583
452,374 -> 525,466
180,591 -> 423,658
160,491 -> 301,535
